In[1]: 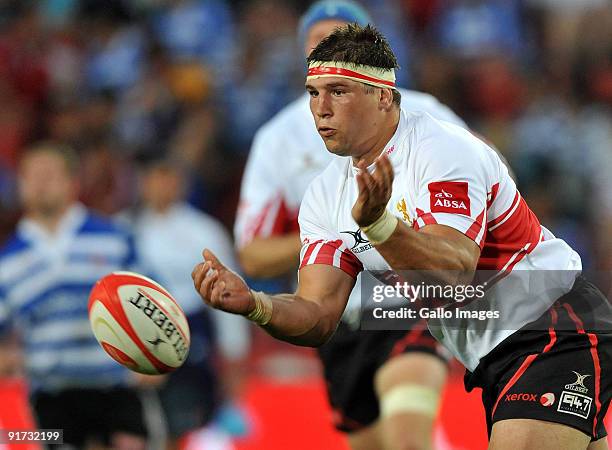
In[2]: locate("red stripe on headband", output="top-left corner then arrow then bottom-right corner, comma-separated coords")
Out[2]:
307,66 -> 395,87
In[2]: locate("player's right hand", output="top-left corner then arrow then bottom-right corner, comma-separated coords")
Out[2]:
192,249 -> 254,316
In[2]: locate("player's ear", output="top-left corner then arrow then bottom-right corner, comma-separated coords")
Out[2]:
379,88 -> 394,110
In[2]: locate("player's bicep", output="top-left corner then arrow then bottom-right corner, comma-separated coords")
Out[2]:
296,264 -> 355,327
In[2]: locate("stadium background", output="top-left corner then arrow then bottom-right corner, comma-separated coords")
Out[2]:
0,0 -> 610,449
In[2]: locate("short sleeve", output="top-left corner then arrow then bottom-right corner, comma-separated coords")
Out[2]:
411,118 -> 490,249
298,182 -> 363,279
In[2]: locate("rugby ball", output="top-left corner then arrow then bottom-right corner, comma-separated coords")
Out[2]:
88,271 -> 190,375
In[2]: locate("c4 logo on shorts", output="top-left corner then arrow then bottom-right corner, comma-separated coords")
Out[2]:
557,391 -> 592,419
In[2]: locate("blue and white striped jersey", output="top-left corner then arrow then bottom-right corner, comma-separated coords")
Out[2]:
0,204 -> 137,393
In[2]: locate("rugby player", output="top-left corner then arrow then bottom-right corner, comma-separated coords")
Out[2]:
234,2 -> 466,449
194,24 -> 611,450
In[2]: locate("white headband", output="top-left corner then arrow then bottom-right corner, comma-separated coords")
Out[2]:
307,60 -> 396,90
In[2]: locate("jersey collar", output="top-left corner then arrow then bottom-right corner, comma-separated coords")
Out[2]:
19,202 -> 87,245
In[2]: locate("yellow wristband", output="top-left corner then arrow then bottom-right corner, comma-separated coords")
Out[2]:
361,209 -> 398,246
246,290 -> 273,325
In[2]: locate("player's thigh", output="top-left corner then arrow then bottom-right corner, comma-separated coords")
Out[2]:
489,418 -> 591,450
374,351 -> 447,392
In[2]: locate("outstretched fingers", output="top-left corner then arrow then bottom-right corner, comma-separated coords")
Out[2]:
203,249 -> 226,271
192,260 -> 211,292
375,154 -> 394,191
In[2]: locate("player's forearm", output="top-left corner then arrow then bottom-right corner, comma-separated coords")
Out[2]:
254,293 -> 337,347
238,233 -> 302,278
375,221 -> 477,284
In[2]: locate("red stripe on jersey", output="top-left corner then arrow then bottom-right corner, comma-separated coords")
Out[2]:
421,212 -> 437,225
269,197 -> 291,235
339,250 -> 364,278
563,302 -> 602,437
413,208 -> 424,231
415,208 -> 438,228
491,308 -> 558,418
479,195 -> 542,271
487,183 -> 500,209
483,243 -> 532,288
241,196 -> 299,246
299,239 -> 362,278
300,239 -> 323,266
245,199 -> 275,244
488,192 -> 519,227
315,241 -> 338,266
465,208 -> 487,248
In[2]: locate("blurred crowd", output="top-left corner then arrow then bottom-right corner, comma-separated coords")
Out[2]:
0,0 -> 611,272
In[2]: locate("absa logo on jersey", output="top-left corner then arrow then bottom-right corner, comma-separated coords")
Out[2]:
428,181 -> 471,215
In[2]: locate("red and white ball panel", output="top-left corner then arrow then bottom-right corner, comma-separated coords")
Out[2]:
88,271 -> 191,375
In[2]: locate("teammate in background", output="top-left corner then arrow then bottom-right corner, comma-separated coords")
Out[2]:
234,2 -> 465,449
196,25 -> 611,450
123,158 -> 249,450
0,143 -> 147,450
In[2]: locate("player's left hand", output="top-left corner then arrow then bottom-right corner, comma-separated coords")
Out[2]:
352,154 -> 394,227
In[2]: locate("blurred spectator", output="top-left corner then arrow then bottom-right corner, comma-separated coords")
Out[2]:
361,0 -> 413,86
119,158 -> 250,448
0,5 -> 46,171
151,0 -> 238,88
0,142 -> 148,449
81,2 -> 147,95
79,137 -> 136,215
222,0 -> 303,151
434,0 -> 525,59
0,5 -> 49,106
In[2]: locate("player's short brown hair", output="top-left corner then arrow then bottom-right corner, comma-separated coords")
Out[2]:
307,24 -> 401,106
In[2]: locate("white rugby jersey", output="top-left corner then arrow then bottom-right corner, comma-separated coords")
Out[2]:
298,110 -> 582,371
234,90 -> 466,248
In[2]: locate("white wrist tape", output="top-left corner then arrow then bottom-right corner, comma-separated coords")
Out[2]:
246,290 -> 273,326
361,209 -> 398,246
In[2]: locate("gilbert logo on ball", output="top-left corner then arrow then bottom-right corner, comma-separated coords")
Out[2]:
88,271 -> 190,374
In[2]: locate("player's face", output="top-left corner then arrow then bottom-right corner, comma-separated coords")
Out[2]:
304,19 -> 348,57
306,77 -> 383,157
19,151 -> 77,217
